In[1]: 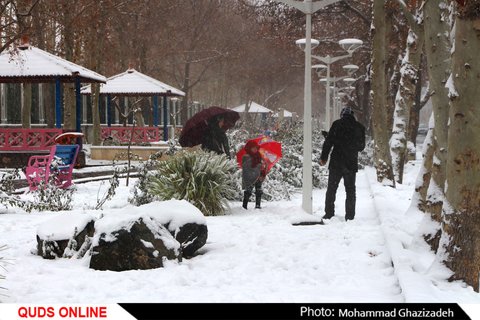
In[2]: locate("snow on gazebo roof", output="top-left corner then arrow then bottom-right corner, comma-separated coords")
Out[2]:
81,68 -> 185,97
232,102 -> 273,113
273,109 -> 293,118
0,44 -> 106,83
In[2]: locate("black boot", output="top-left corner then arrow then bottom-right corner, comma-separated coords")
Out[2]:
255,192 -> 262,209
242,191 -> 251,209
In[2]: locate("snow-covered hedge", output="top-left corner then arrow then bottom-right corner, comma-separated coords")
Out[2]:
228,123 -> 329,201
358,138 -> 374,169
0,170 -> 73,213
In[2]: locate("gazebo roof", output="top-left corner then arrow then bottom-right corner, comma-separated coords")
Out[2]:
81,68 -> 185,97
0,44 -> 106,83
232,102 -> 273,113
273,109 -> 293,117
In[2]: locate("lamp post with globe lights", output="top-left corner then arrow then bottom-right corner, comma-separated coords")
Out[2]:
311,39 -> 363,129
316,63 -> 359,127
273,0 -> 342,214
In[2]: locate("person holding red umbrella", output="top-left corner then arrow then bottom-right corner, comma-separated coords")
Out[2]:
237,136 -> 282,209
240,140 -> 267,209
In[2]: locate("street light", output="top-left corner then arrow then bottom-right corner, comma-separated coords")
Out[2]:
295,38 -> 320,50
315,63 -> 359,127
273,0 -> 342,214
311,39 -> 362,128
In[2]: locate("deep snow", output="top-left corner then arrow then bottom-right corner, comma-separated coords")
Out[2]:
0,159 -> 479,303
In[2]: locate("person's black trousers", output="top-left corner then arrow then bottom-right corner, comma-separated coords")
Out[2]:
245,180 -> 263,198
325,166 -> 356,220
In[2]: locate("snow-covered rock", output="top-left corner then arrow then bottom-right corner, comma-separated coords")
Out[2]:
89,217 -> 181,271
89,200 -> 207,271
36,213 -> 96,259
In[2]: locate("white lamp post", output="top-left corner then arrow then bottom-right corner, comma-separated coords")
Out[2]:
274,0 -> 342,214
316,63 -> 359,125
312,39 -> 362,128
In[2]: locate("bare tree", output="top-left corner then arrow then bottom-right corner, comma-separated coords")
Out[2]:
371,0 -> 395,185
420,0 -> 452,250
0,0 -> 41,53
389,0 -> 425,184
440,0 -> 480,293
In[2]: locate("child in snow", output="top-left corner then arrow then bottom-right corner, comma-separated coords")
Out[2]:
241,140 -> 267,209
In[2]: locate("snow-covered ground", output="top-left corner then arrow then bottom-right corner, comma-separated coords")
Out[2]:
1,160 -> 479,303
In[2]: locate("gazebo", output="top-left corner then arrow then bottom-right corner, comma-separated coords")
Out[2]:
273,109 -> 293,118
232,101 -> 273,114
232,101 -> 273,128
81,68 -> 185,143
0,41 -> 106,167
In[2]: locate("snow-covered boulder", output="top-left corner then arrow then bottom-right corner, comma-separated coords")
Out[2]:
36,213 -> 96,259
89,200 -> 207,271
89,217 -> 181,271
174,222 -> 208,257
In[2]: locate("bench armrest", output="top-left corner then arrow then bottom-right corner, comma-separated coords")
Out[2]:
28,155 -> 51,168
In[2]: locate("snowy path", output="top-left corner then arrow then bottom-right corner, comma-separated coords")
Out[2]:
1,170 -> 408,303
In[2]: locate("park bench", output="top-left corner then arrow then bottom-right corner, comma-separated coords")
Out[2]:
25,144 -> 80,191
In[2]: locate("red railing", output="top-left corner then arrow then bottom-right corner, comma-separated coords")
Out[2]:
0,128 -> 63,151
101,127 -> 161,143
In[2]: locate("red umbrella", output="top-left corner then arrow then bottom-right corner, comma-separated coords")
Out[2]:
179,106 -> 240,147
236,135 -> 282,173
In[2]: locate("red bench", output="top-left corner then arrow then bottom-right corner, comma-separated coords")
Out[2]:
25,144 -> 79,191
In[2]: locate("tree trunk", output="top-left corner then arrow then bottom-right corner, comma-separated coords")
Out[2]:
134,106 -> 145,127
407,62 -> 424,155
44,83 -> 55,128
390,26 -> 425,184
371,0 -> 395,185
21,83 -> 32,128
407,102 -> 419,161
180,61 -> 191,125
62,8 -> 76,131
91,84 -> 101,146
413,113 -> 434,212
441,6 -> 480,292
423,0 -> 452,247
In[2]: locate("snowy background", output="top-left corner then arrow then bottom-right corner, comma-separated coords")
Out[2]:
1,155 -> 480,304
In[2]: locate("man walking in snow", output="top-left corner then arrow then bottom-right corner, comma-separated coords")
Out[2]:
320,107 -> 365,221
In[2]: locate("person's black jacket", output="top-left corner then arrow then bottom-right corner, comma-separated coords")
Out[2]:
202,120 -> 231,158
320,114 -> 365,172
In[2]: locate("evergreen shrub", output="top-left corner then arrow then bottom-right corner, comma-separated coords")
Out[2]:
148,150 -> 237,216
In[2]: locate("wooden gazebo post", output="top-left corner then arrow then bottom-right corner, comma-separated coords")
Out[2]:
163,92 -> 171,141
55,78 -> 63,128
153,95 -> 159,128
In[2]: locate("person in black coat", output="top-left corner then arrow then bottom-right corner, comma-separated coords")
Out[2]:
320,107 -> 366,221
201,115 -> 231,159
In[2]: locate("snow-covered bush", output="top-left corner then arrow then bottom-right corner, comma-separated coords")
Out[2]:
358,138 -> 374,169
95,169 -> 120,210
147,150 -> 237,216
275,123 -> 328,188
129,150 -> 172,206
0,170 -> 73,213
0,169 -> 20,195
0,169 -> 22,210
25,175 -> 74,212
227,123 -> 329,201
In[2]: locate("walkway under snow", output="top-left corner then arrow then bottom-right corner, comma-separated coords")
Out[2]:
1,163 -> 479,303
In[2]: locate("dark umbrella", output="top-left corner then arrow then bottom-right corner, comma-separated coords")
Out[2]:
179,106 -> 240,147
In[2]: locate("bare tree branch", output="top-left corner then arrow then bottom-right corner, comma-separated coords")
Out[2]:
341,0 -> 370,25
